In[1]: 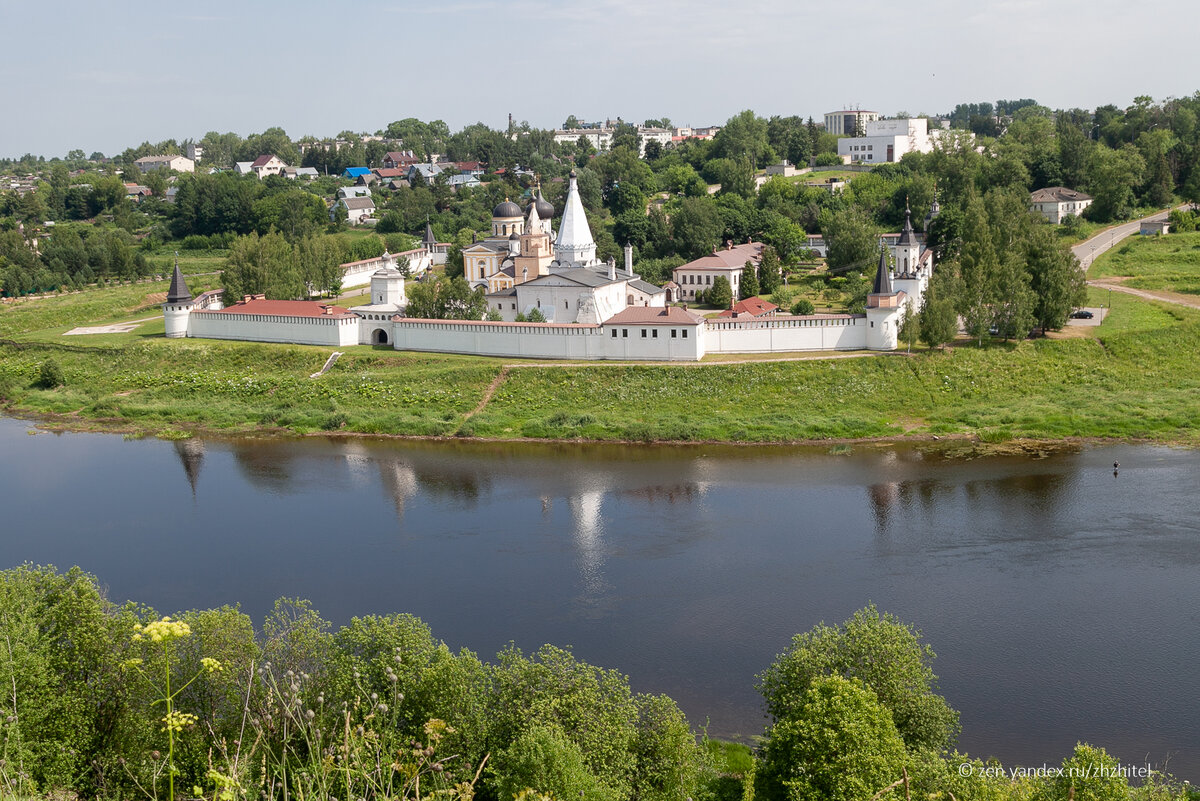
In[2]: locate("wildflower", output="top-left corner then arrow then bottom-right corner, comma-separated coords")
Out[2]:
162,710 -> 198,733
201,657 -> 223,673
377,703 -> 388,713
122,658 -> 144,669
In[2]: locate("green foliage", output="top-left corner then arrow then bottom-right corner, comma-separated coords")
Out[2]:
791,298 -> 815,315
739,259 -> 760,298
820,206 -> 880,273
672,197 -> 724,259
709,275 -> 734,309
221,230 -> 306,302
758,605 -> 959,752
36,358 -> 64,388
490,644 -> 639,798
1037,744 -> 1132,801
754,675 -> 908,801
527,307 -> 547,323
491,725 -> 614,801
757,245 -> 782,294
405,275 -> 487,320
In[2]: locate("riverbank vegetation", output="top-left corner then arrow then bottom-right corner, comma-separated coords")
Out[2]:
0,565 -> 1193,801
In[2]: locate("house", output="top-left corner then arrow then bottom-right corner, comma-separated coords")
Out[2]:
671,241 -> 763,302
445,173 -> 481,191
382,151 -> 420,170
406,163 -> 443,183
333,196 -> 376,224
124,183 -> 153,201
449,161 -> 484,176
281,166 -> 319,180
342,167 -> 372,180
134,154 -> 195,173
719,297 -> 780,318
336,186 -> 372,200
372,167 -> 408,182
1030,187 -> 1093,224
249,155 -> 287,178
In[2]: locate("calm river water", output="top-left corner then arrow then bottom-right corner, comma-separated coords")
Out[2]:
2,416 -> 1197,778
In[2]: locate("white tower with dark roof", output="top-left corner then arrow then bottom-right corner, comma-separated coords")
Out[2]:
163,256 -> 194,338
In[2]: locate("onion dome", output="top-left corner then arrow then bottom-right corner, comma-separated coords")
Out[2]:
532,188 -> 554,221
493,198 -> 522,218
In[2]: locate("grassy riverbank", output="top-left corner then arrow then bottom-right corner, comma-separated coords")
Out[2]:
2,275 -> 1200,444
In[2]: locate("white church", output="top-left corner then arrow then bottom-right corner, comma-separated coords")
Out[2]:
162,178 -> 933,360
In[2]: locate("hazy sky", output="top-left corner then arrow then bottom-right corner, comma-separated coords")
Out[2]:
2,0 -> 1196,159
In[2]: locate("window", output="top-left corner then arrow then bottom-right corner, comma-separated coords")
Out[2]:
511,303 -> 516,309
706,275 -> 711,285
611,328 -> 617,337
564,300 -> 569,308
671,329 -> 677,338
641,329 -> 647,338
652,329 -> 658,338
682,329 -> 688,338
622,329 -> 628,338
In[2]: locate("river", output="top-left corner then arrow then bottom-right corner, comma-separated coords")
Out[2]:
1,416 -> 1197,779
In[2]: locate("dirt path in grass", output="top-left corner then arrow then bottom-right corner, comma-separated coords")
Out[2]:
1086,278 -> 1200,310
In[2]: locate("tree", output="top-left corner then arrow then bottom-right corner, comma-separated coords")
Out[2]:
791,298 -> 815,316
919,276 -> 959,351
754,675 -> 909,801
739,259 -> 759,298
526,307 -> 547,323
820,207 -> 880,274
491,725 -> 614,801
711,110 -> 774,169
671,197 -> 723,259
707,275 -> 733,309
760,605 -> 960,753
1040,744 -> 1132,801
757,245 -> 782,294
1025,225 -> 1086,332
898,303 -> 919,352
1084,144 -> 1146,221
221,231 -> 304,302
404,275 -> 486,320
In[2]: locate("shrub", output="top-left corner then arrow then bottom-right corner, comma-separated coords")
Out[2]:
791,298 -> 815,315
36,359 -> 64,388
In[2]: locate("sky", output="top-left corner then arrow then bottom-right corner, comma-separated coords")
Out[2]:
1,0 -> 1197,159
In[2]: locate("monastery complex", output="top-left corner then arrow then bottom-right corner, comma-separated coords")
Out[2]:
163,172 -> 933,361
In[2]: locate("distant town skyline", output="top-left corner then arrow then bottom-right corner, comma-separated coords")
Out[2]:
2,0 -> 1197,159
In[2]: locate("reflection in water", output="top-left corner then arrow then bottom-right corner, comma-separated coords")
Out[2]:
569,491 -> 608,607
173,439 -> 205,497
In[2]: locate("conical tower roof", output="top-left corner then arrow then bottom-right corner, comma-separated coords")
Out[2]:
896,202 -> 918,248
553,170 -> 596,266
422,219 -> 436,246
166,263 -> 192,304
871,247 -> 893,295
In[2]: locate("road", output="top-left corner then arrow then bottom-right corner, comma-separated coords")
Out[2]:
1072,208 -> 1175,271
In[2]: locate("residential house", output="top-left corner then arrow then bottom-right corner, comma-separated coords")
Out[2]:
382,151 -> 420,170
124,183 -> 153,201
1030,187 -> 1093,224
249,155 -> 287,178
333,196 -> 376,224
281,166 -> 319,179
342,167 -> 372,180
336,186 -> 372,200
134,154 -> 195,173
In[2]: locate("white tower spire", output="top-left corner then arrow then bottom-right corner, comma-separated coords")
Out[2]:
553,170 -> 597,267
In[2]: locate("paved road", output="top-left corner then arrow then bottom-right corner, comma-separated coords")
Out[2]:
1072,209 -> 1175,272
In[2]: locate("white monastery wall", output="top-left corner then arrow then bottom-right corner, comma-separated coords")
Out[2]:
189,313 -> 360,347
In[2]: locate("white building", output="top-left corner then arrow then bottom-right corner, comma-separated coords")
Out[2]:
134,154 -> 195,173
824,109 -> 881,136
837,118 -> 958,164
1030,187 -> 1093,224
351,262 -> 409,346
671,241 -> 763,303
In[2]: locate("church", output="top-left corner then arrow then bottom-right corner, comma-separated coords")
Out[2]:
481,170 -> 667,323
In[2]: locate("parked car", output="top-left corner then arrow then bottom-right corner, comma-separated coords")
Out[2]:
1069,309 -> 1094,319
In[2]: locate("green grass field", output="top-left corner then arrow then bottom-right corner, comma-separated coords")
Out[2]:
1088,231 -> 1200,295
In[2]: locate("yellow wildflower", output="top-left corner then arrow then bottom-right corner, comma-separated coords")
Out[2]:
201,657 -> 223,674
